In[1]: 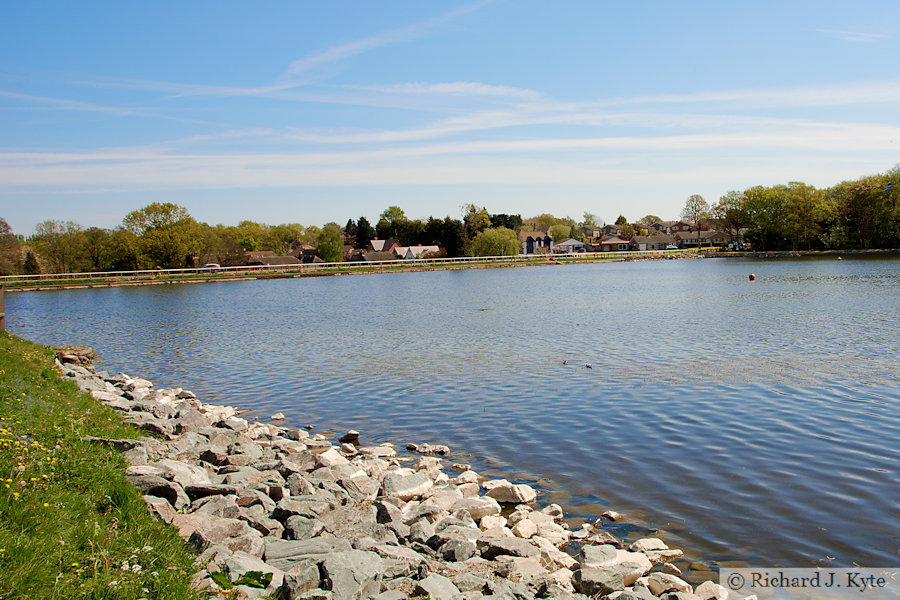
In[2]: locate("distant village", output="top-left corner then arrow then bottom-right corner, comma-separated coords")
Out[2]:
243,219 -> 741,268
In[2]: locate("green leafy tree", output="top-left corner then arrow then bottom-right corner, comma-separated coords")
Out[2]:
107,228 -> 144,270
343,219 -> 358,245
440,217 -> 467,257
470,227 -> 520,256
83,227 -> 113,271
637,214 -> 663,226
32,220 -> 87,273
122,202 -> 200,268
0,218 -> 20,275
377,206 -> 407,239
713,191 -> 751,247
316,223 -> 344,262
490,213 -> 523,231
463,204 -> 492,238
549,224 -> 572,241
615,214 -> 628,225
582,212 -> 600,227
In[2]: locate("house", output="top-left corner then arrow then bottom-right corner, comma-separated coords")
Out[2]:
631,235 -> 677,251
674,230 -> 726,248
360,251 -> 396,262
599,224 -> 619,236
646,221 -> 673,234
367,239 -> 400,253
553,238 -> 586,253
669,221 -> 693,233
599,237 -> 631,252
246,251 -> 302,266
581,225 -> 602,240
519,231 -> 553,254
393,245 -> 441,259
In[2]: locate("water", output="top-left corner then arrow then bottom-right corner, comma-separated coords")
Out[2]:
7,256 -> 900,573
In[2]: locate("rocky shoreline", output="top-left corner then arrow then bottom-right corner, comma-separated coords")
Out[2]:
56,349 -> 735,600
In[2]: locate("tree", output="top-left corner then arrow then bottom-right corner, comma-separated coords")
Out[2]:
713,191 -> 751,248
123,202 -> 200,268
316,223 -> 344,262
107,228 -> 144,270
343,219 -> 358,246
463,204 -> 491,238
680,195 -> 711,249
356,217 -> 374,249
23,251 -> 39,275
469,227 -> 520,256
490,213 -> 523,231
32,220 -> 87,273
582,212 -> 600,227
0,218 -> 20,275
440,218 -> 467,257
615,214 -> 628,225
637,215 -> 663,226
549,224 -> 572,241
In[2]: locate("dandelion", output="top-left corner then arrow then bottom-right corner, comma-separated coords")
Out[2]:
43,503 -> 49,508
71,562 -> 79,567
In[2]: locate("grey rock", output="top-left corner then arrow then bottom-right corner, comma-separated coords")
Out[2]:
382,471 -> 433,501
440,537 -> 477,562
578,544 -> 617,568
573,566 -> 625,597
223,551 -> 285,591
238,504 -> 285,538
273,496 -> 334,522
284,515 -> 326,540
318,505 -> 378,541
193,494 -> 241,519
279,560 -> 322,599
184,483 -> 240,501
415,573 -> 461,600
479,537 -> 540,560
264,538 -> 354,570
126,474 -> 190,510
409,520 -> 436,545
320,550 -> 385,600
288,473 -> 317,496
453,573 -> 487,592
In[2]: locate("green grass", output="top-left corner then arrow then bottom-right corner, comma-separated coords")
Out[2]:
0,333 -> 201,600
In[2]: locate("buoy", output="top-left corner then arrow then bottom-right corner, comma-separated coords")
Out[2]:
586,364 -> 592,369
837,257 -> 843,261
563,360 -> 567,365
749,274 -> 756,281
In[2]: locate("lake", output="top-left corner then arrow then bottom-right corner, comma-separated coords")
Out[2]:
7,256 -> 900,574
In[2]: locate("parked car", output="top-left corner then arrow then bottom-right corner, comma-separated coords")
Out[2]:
201,263 -> 221,272
665,244 -> 678,250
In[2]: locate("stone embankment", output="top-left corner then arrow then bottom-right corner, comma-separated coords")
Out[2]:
56,351 -> 736,600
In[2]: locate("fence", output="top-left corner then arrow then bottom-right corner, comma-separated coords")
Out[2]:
0,248 -> 692,287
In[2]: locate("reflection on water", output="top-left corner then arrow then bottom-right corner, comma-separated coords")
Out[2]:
8,256 -> 900,571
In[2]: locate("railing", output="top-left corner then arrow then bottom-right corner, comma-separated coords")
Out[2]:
0,248 -> 695,286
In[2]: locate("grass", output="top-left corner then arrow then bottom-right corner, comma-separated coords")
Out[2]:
0,332 -> 201,600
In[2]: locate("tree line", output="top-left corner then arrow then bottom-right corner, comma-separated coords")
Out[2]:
1,166 -> 897,275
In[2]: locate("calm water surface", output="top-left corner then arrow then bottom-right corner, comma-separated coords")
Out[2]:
8,256 -> 900,573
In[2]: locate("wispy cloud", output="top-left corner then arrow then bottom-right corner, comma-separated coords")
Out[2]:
349,81 -> 541,100
280,1 -> 491,81
811,28 -> 890,43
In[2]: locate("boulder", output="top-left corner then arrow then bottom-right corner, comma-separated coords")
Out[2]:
647,572 -> 693,596
414,573 -> 461,600
382,471 -> 433,501
579,544 -> 618,568
483,479 -> 538,504
630,537 -> 668,553
573,565 -> 626,597
449,497 -> 501,521
263,538 -> 353,571
320,550 -> 385,600
495,555 -> 548,583
479,537 -> 540,560
284,515 -> 325,541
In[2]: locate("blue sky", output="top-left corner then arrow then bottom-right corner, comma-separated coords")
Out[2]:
1,1 -> 899,234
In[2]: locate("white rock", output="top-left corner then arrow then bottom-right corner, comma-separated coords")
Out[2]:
484,479 -> 538,504
450,497 -> 501,520
457,483 -> 480,498
316,448 -> 350,467
453,471 -> 479,485
695,580 -> 730,600
648,572 -> 693,596
479,515 -> 507,531
630,537 -> 668,553
270,412 -> 286,420
602,510 -> 622,521
511,519 -> 538,539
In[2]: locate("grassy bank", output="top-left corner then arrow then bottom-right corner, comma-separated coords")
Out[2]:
0,332 -> 200,599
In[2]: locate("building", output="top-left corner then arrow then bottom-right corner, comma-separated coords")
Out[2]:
599,237 -> 631,252
630,235 -> 677,251
519,231 -> 553,254
553,238 -> 586,253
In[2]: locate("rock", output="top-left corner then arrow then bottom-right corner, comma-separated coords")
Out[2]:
317,448 -> 351,467
407,442 -> 450,455
382,471 -> 433,501
647,572 -> 693,596
694,580 -> 730,600
320,550 -> 385,600
660,563 -> 683,576
579,544 -> 617,568
450,497 -> 501,521
357,445 -> 396,458
409,520 -> 435,545
479,515 -> 507,531
645,548 -> 685,565
414,573 -> 461,600
453,471 -> 479,485
541,503 -> 565,522
174,514 -> 265,557
144,495 -> 177,523
511,518 -> 537,539
224,551 -> 285,592
263,538 -> 353,571
279,560 -> 322,598
126,474 -> 190,510
573,566 -> 626,597
440,537 -> 477,562
317,505 -> 378,541
284,515 -> 326,540
483,479 -> 538,504
338,430 -> 360,444
630,538 -> 668,553
602,510 -> 622,521
453,572 -> 487,592
271,412 -> 286,420
495,555 -> 549,583
373,544 -> 425,570
479,537 -> 540,560
184,483 -> 240,501
272,496 -> 333,521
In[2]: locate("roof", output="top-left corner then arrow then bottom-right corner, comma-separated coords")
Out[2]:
555,238 -> 585,246
675,230 -> 723,240
361,251 -> 397,262
518,231 -> 552,242
394,245 -> 440,258
599,237 -> 630,245
631,235 -> 676,243
247,255 -> 302,266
